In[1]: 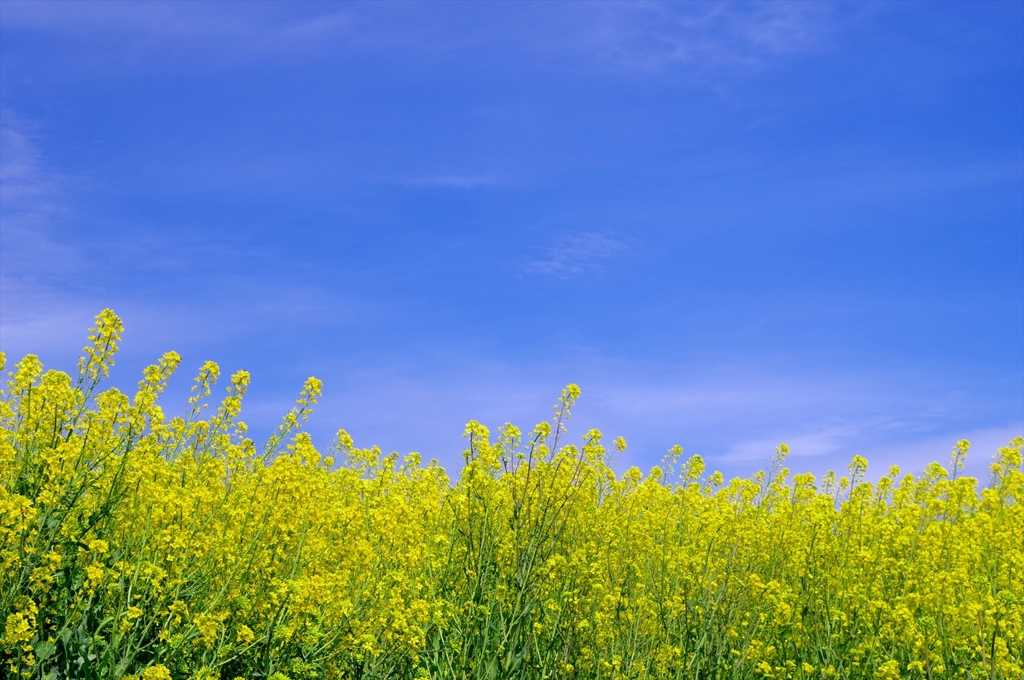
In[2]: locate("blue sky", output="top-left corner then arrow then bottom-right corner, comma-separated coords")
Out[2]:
1,1 -> 1021,481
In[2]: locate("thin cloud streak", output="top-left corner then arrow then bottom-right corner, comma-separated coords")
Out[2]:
406,175 -> 500,188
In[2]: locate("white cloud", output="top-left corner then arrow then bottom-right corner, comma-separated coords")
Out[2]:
721,425 -> 859,462
281,350 -> 1023,481
523,231 -> 631,278
845,425 -> 1024,482
712,421 -> 1023,481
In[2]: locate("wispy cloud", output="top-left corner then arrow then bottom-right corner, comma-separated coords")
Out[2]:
846,425 -> 1024,482
0,110 -> 65,218
720,422 -> 1023,478
0,1 -> 359,73
407,175 -> 499,189
696,421 -> 1024,485
0,1 -> 837,77
0,110 -> 96,355
300,354 -> 1022,479
546,1 -> 836,74
523,231 -> 632,278
819,159 -> 1024,202
704,414 -> 1022,480
0,110 -> 84,291
720,425 -> 858,462
0,109 -> 353,361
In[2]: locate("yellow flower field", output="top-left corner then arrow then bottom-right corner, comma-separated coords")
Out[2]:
2,311 -> 1021,679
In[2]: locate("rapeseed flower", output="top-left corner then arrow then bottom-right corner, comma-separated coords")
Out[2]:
1,312 -> 1021,679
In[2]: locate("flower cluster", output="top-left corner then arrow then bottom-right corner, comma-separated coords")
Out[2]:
1,311 -> 1021,679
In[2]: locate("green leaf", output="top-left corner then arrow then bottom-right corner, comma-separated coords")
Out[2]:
35,639 -> 57,660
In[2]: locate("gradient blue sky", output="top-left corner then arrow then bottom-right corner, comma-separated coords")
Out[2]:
1,1 -> 1021,480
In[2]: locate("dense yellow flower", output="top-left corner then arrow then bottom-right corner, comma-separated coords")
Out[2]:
141,665 -> 172,680
1,311 -> 1021,679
